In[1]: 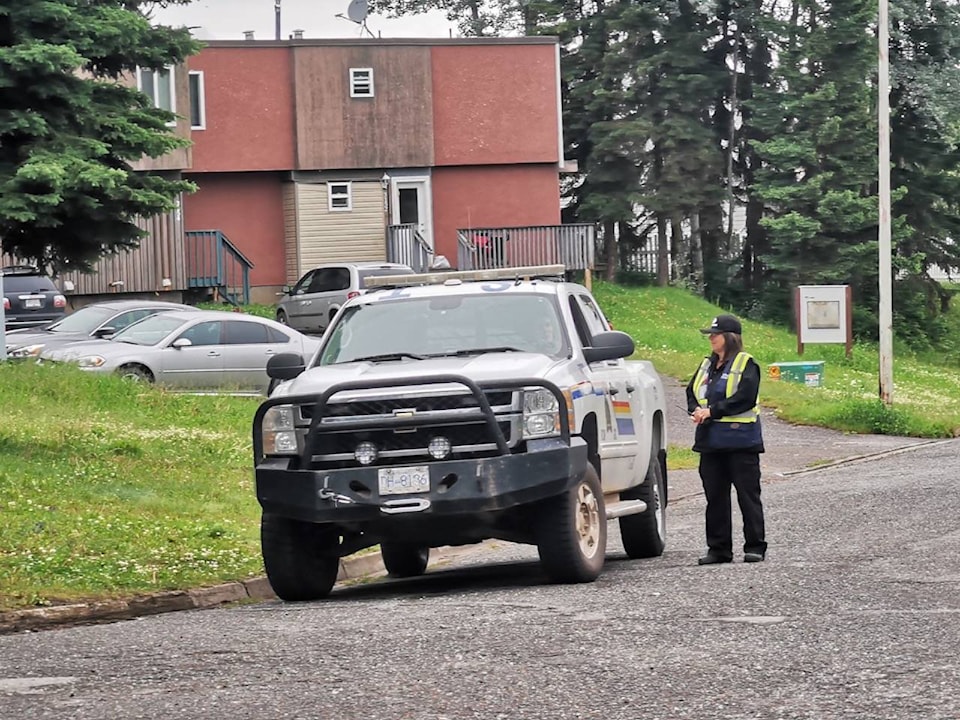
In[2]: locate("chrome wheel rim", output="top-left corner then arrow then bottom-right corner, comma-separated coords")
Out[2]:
575,482 -> 602,559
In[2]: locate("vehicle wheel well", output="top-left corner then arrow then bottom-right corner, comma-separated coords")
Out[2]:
579,413 -> 601,480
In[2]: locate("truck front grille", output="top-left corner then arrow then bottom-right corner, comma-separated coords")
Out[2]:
297,389 -> 519,469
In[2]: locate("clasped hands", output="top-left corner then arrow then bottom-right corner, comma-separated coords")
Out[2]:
691,407 -> 712,425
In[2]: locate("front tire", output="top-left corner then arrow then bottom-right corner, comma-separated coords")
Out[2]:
380,544 -> 430,578
276,309 -> 288,325
118,364 -> 153,383
536,464 -> 606,583
619,447 -> 667,558
261,513 -> 341,601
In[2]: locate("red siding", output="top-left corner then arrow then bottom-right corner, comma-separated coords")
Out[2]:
182,173 -> 287,287
187,48 -> 296,172
431,165 -> 561,263
431,45 -> 560,167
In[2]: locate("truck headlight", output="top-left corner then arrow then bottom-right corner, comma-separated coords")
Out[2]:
262,404 -> 298,456
522,388 -> 561,439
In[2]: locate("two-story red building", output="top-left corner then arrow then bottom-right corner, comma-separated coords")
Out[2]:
61,36 -> 580,305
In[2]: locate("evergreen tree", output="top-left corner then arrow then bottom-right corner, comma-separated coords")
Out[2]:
0,1 -> 199,270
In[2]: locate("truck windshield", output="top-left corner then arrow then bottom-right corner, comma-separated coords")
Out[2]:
318,293 -> 567,365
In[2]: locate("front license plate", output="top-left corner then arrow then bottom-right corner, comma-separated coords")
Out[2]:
23,298 -> 42,308
378,465 -> 430,495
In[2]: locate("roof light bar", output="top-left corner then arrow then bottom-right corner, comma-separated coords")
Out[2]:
364,264 -> 566,289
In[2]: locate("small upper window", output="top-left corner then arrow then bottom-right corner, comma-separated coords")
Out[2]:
349,68 -> 374,98
328,182 -> 352,212
138,66 -> 175,114
188,71 -> 205,129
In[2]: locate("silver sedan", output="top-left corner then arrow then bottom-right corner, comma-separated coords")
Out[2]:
39,310 -> 321,394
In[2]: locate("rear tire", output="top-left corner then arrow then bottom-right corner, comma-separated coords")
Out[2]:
380,544 -> 430,578
261,513 -> 340,601
619,447 -> 667,558
536,464 -> 606,583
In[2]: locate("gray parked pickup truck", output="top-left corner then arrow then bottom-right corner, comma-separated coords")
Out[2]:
253,265 -> 668,600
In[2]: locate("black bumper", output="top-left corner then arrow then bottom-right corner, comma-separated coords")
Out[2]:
256,437 -> 588,526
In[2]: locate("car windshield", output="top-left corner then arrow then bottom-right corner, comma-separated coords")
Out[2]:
318,293 -> 567,365
110,313 -> 189,346
46,305 -> 115,334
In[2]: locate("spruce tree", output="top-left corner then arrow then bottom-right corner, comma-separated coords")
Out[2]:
0,1 -> 199,270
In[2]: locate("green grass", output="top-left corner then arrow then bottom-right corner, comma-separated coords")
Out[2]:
0,363 -> 263,611
594,282 -> 960,438
1,283 -> 957,612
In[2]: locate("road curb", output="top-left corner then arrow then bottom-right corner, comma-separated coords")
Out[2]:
0,553 -> 387,635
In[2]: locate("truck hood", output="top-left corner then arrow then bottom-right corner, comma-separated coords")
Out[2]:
276,353 -> 564,397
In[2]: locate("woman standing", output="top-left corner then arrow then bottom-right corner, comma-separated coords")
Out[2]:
686,314 -> 767,565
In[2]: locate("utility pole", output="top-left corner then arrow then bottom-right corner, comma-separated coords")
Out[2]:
878,0 -> 894,405
275,0 -> 282,41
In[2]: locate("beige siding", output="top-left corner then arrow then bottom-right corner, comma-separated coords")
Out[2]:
295,181 -> 386,269
282,183 -> 301,284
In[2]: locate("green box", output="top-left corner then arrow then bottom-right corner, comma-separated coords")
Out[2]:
768,361 -> 825,387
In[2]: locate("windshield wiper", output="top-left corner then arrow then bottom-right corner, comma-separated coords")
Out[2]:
343,352 -> 427,363
428,346 -> 523,357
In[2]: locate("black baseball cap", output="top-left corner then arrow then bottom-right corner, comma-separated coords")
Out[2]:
700,314 -> 742,335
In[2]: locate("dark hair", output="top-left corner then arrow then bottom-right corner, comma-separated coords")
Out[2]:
723,332 -> 744,357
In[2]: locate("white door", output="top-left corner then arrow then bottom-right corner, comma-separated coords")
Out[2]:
391,178 -> 433,252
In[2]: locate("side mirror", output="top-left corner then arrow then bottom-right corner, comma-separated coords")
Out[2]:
276,285 -> 292,296
171,338 -> 193,349
267,353 -> 306,381
582,330 -> 635,364
92,326 -> 116,339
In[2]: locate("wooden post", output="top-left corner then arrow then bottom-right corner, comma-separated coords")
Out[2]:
584,267 -> 592,292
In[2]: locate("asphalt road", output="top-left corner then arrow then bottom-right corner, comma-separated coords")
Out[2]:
2,438 -> 958,720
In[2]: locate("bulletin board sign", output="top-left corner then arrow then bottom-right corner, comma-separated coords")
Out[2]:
795,285 -> 852,358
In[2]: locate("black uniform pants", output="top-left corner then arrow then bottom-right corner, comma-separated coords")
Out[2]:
698,451 -> 767,559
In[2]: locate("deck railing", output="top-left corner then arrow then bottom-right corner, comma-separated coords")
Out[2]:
456,224 -> 596,272
184,230 -> 254,305
386,224 -> 433,273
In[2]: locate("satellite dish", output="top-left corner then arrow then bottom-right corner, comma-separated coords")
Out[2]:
346,0 -> 368,23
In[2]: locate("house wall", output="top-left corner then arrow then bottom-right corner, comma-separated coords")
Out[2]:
129,66 -> 192,172
187,48 -> 297,172
293,45 -> 434,170
181,173 -> 287,299
431,165 -> 562,263
431,44 -> 560,167
292,181 -> 387,279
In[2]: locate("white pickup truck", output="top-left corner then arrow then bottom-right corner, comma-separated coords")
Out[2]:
254,265 -> 668,600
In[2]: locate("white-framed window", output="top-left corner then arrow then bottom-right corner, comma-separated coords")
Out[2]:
328,182 -> 352,212
137,66 -> 176,115
349,68 -> 374,98
188,71 -> 205,129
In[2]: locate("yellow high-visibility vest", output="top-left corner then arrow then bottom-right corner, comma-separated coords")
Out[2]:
692,351 -> 759,423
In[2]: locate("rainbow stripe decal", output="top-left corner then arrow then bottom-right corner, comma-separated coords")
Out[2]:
612,400 -> 634,435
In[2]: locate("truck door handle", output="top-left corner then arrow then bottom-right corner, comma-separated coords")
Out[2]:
609,388 -> 619,396
626,385 -> 636,393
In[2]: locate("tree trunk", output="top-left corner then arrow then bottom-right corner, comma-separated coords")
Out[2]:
690,212 -> 704,293
656,214 -> 669,286
604,220 -> 617,281
671,214 -> 685,284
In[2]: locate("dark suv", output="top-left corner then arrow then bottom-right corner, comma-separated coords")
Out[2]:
2,266 -> 67,330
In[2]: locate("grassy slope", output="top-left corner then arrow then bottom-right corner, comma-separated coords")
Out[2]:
594,282 -> 960,438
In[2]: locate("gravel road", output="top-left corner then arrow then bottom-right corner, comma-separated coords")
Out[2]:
2,433 -> 957,720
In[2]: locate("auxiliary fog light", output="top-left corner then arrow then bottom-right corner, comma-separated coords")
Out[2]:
355,441 -> 379,466
428,436 -> 452,460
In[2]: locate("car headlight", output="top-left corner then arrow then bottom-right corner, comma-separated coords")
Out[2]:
522,388 -> 561,439
77,356 -> 106,368
8,344 -> 44,359
261,404 -> 298,456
